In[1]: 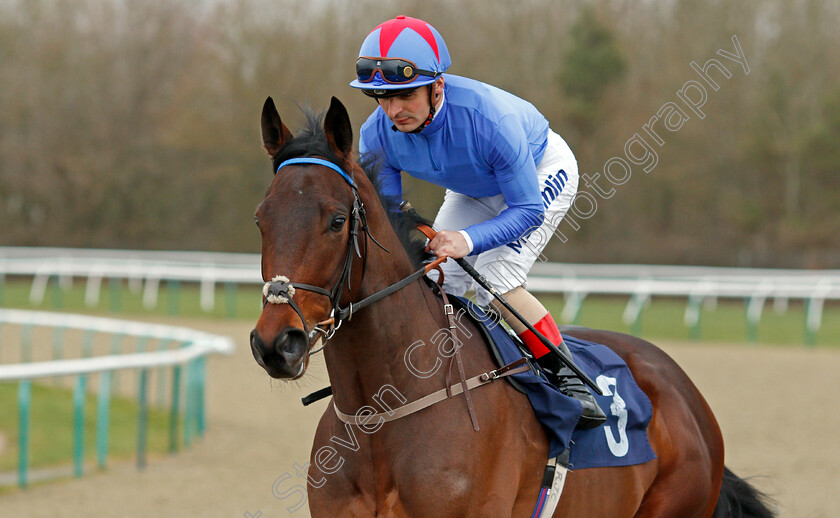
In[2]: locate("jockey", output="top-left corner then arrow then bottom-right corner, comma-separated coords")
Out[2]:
350,16 -> 605,429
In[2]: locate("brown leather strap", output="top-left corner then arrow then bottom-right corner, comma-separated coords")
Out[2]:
333,358 -> 530,426
415,222 -> 436,241
426,261 -> 446,287
423,254 -> 448,275
419,225 -> 447,286
439,289 -> 479,431
417,222 -> 477,428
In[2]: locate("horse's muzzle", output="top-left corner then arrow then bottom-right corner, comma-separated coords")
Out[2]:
250,327 -> 309,379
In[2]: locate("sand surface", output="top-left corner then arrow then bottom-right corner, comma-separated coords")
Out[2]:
1,318 -> 836,517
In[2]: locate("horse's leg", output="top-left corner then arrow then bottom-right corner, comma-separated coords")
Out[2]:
548,463 -> 657,517
467,384 -> 552,518
307,412 -> 379,517
631,401 -> 724,518
630,349 -> 724,517
505,403 -> 552,518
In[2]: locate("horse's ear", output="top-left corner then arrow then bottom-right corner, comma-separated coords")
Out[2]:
261,97 -> 293,158
324,96 -> 353,157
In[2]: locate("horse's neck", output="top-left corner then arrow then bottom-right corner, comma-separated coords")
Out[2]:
324,274 -> 457,415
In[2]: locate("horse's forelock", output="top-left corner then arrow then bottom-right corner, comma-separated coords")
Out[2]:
271,108 -> 345,173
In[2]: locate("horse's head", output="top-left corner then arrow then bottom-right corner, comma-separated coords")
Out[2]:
250,96 -> 368,379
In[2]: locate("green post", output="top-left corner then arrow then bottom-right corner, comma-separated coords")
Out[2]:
137,369 -> 149,469
685,297 -> 703,340
197,357 -> 207,437
804,297 -> 823,347
96,372 -> 113,469
183,360 -> 196,447
110,334 -> 123,392
135,337 -> 149,468
688,307 -> 703,340
690,310 -> 702,340
52,327 -> 65,387
52,326 -> 65,361
561,292 -> 587,326
109,277 -> 122,313
623,293 -> 649,337
73,375 -> 87,477
167,280 -> 181,316
157,339 -> 171,408
225,282 -> 238,318
136,336 -> 149,354
0,273 -> 5,306
51,275 -> 63,310
745,296 -> 762,344
169,365 -> 182,453
18,380 -> 32,488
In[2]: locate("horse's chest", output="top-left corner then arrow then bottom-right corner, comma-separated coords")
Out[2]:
309,435 -> 477,516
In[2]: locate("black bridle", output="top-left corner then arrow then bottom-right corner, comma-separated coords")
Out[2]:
262,157 -> 426,347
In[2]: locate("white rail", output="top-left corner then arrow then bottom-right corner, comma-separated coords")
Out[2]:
0,309 -> 234,381
0,307 -> 234,488
1,246 -> 838,341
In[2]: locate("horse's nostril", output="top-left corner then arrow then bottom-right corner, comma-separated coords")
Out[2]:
250,329 -> 267,361
275,328 -> 308,356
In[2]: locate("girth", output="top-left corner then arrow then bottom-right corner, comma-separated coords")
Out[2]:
333,357 -> 529,426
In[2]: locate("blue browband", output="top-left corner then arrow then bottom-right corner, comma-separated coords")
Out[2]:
276,157 -> 356,188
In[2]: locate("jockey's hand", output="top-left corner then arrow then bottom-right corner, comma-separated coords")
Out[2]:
426,230 -> 470,259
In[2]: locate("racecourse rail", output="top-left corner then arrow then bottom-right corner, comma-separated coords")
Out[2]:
0,308 -> 234,488
1,246 -> 839,343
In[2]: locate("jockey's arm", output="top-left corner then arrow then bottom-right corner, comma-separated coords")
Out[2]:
458,116 -> 545,255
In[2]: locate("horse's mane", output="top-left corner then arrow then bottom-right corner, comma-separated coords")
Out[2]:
276,107 -> 433,269
360,154 -> 434,269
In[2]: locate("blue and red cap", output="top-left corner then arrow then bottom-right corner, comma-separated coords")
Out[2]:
350,16 -> 451,95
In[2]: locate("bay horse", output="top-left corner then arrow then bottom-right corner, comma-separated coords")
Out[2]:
250,96 -> 775,517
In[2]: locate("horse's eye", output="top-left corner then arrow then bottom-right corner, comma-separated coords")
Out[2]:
330,216 -> 347,232
253,216 -> 259,228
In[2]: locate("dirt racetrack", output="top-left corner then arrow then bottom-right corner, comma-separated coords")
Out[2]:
1,318 -> 837,517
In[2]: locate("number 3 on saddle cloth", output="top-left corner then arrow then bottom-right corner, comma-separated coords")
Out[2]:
452,296 -> 657,469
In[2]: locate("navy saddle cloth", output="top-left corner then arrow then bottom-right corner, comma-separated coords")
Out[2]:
453,296 -> 656,469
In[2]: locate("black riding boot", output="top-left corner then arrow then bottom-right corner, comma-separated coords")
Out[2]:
536,345 -> 607,430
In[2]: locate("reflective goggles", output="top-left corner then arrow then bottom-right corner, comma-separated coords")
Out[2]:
355,57 -> 438,84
